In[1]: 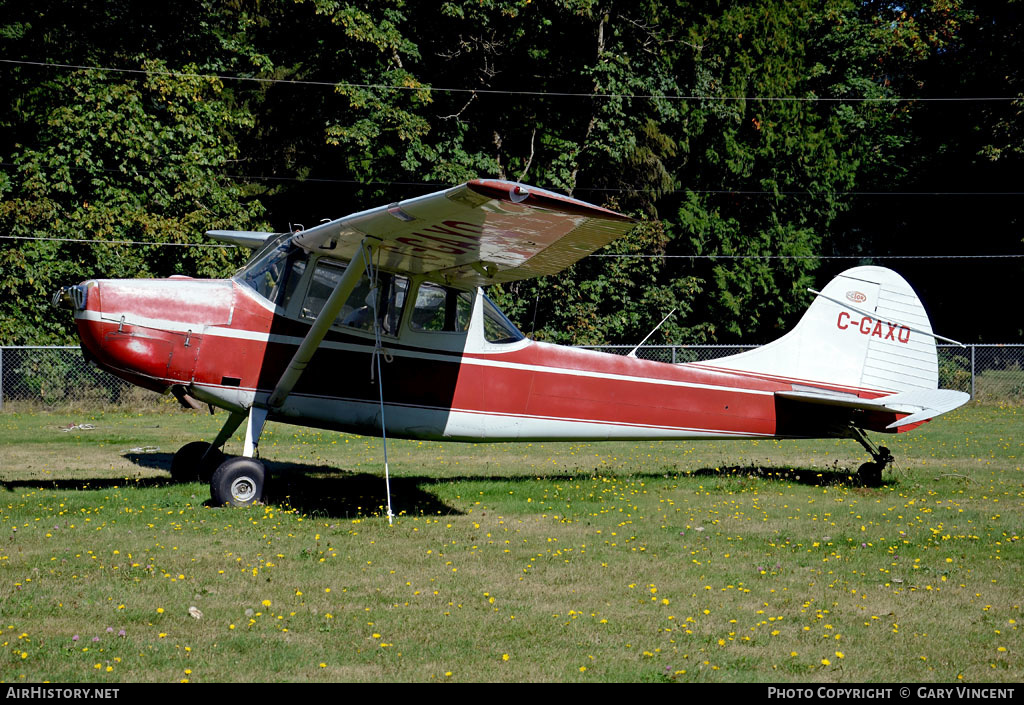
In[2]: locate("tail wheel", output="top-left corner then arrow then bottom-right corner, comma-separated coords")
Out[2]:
170,441 -> 225,483
849,428 -> 893,487
857,461 -> 883,487
210,457 -> 266,507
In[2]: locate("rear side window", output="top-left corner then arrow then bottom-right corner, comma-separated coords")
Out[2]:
481,294 -> 524,344
410,283 -> 473,333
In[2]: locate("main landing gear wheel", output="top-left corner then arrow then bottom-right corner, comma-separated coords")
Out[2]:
210,457 -> 266,507
170,441 -> 225,483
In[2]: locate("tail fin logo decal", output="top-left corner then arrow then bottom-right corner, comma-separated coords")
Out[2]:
846,290 -> 867,303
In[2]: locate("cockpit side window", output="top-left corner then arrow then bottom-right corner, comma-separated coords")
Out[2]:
302,259 -> 408,336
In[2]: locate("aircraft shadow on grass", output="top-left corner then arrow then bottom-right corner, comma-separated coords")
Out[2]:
120,451 -> 463,517
689,464 -> 889,488
0,453 -> 881,520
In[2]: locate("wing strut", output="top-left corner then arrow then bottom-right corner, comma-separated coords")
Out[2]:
268,239 -> 377,410
242,238 -> 378,458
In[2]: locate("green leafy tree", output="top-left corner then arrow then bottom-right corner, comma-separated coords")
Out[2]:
668,0 -> 927,342
0,2 -> 267,344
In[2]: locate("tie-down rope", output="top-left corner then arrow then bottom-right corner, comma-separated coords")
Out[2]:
363,242 -> 395,526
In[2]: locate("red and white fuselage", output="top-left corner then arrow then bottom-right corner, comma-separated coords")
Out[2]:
72,271 -> 928,444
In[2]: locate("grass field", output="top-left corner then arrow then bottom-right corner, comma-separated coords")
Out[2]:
0,402 -> 1021,683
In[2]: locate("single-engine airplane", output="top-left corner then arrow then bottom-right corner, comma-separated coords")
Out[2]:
55,179 -> 969,507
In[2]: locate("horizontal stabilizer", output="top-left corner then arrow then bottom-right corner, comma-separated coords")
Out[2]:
776,387 -> 970,429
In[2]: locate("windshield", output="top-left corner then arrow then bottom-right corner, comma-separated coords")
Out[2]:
234,234 -> 298,305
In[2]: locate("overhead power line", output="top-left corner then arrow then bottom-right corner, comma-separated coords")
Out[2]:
1,162 -> 1020,197
3,235 -> 1021,260
2,58 -> 1021,102
591,253 -> 1024,260
0,235 -> 235,248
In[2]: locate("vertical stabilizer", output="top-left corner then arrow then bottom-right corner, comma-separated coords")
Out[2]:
693,266 -> 940,395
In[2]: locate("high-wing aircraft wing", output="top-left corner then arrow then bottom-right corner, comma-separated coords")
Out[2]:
284,179 -> 636,287
209,180 -> 638,435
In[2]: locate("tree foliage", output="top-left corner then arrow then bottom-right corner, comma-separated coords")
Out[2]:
1,0 -> 1020,344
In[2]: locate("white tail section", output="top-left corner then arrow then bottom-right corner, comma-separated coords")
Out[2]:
696,266 -> 940,394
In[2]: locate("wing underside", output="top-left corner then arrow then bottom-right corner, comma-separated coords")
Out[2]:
288,180 -> 636,287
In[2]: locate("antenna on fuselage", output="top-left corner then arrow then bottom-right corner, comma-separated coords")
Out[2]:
627,308 -> 677,359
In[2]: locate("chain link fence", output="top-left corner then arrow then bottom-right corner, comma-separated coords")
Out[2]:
1,344 -> 1022,410
0,346 -> 147,410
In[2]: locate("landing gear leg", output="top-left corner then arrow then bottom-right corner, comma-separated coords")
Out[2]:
242,406 -> 268,459
848,426 -> 893,487
209,411 -> 246,456
170,411 -> 245,483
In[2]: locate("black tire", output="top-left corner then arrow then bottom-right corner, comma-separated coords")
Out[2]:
210,457 -> 266,507
170,442 -> 224,483
857,461 -> 882,487
198,449 -> 227,484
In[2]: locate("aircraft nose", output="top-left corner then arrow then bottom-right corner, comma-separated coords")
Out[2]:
67,280 -> 107,365
66,278 -> 236,394
68,278 -> 179,393
52,283 -> 91,311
